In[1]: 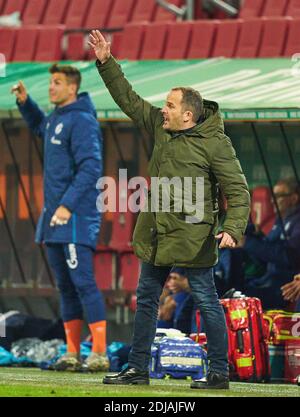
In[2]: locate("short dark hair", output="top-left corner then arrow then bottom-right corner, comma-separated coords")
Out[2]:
49,64 -> 81,92
172,87 -> 203,122
276,177 -> 300,197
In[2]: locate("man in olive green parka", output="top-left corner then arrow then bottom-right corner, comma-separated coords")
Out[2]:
89,30 -> 250,389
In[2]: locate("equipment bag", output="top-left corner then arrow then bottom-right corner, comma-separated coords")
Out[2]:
221,297 -> 270,382
150,335 -> 208,380
263,310 -> 300,345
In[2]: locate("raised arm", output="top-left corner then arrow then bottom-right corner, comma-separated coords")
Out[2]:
88,30 -> 162,136
12,81 -> 47,138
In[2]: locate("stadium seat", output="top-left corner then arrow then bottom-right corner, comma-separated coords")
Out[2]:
0,28 -> 16,62
286,0 -> 300,17
258,17 -> 290,57
239,0 -> 264,18
118,251 -> 140,292
163,21 -> 192,59
106,0 -> 136,29
83,0 -> 113,29
117,23 -> 147,60
42,0 -> 69,25
261,0 -> 289,17
194,0 -> 209,19
186,20 -> 218,59
140,22 -> 169,59
22,0 -> 47,25
235,18 -> 263,58
2,0 -> 26,17
64,0 -> 90,29
94,249 -> 117,291
65,33 -> 86,61
251,186 -> 275,235
283,18 -> 300,56
154,0 -> 183,21
34,25 -> 64,62
12,27 -> 39,62
130,0 -> 157,23
211,19 -> 242,58
0,0 -> 5,14
109,210 -> 136,253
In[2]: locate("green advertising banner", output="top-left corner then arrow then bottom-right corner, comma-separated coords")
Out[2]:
1,57 -> 300,120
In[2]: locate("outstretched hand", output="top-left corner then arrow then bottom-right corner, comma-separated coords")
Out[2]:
88,30 -> 111,64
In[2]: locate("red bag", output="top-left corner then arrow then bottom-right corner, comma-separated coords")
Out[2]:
221,297 -> 270,382
263,310 -> 300,345
284,340 -> 300,384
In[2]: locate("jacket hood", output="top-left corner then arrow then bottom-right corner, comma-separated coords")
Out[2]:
55,92 -> 97,118
186,99 -> 224,139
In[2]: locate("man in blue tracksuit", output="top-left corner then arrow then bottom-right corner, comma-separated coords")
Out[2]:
12,64 -> 108,372
243,178 -> 300,310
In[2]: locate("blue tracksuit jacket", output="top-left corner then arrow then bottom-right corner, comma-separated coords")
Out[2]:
18,93 -> 102,249
244,205 -> 300,290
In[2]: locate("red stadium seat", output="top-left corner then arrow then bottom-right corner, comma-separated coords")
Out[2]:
42,0 -> 69,25
2,0 -> 26,16
22,0 -> 47,25
12,27 -> 38,62
35,25 -> 64,61
283,18 -> 300,56
187,20 -> 218,59
140,22 -> 169,59
106,0 -> 136,29
163,21 -> 192,59
117,23 -> 147,60
0,28 -> 16,62
251,186 -> 275,235
83,0 -> 113,29
109,210 -> 136,253
94,249 -> 117,291
64,0 -> 90,29
258,17 -> 290,57
118,251 -> 140,292
0,0 -> 6,14
211,19 -> 242,58
235,18 -> 263,58
261,0 -> 289,16
286,0 -> 300,17
239,0 -> 264,18
130,0 -> 157,23
154,0 -> 183,21
65,33 -> 86,61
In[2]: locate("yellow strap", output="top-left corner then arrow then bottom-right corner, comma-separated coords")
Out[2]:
230,309 -> 247,320
236,357 -> 252,368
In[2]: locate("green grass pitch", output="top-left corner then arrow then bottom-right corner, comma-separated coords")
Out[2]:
0,367 -> 299,397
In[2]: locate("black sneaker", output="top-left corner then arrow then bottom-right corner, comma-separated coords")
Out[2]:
103,367 -> 149,385
191,372 -> 230,389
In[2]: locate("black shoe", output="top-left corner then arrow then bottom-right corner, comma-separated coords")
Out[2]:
191,372 -> 230,389
103,367 -> 149,385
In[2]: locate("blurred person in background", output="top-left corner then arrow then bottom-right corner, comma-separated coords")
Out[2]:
241,178 -> 300,310
281,273 -> 300,312
11,65 -> 108,372
158,267 -> 195,334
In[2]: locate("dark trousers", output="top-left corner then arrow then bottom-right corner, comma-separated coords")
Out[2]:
128,262 -> 229,376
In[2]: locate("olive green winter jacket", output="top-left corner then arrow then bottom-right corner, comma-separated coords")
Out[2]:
96,57 -> 250,267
